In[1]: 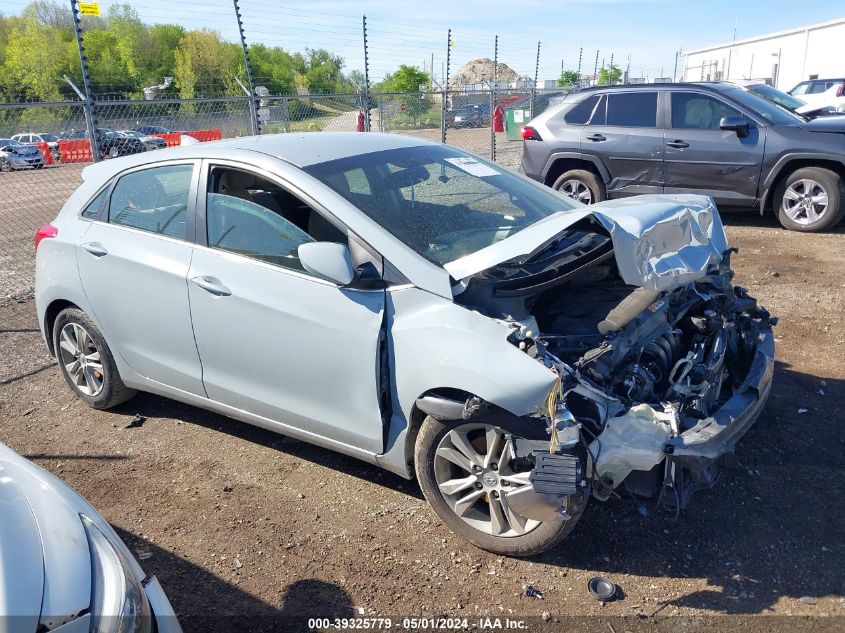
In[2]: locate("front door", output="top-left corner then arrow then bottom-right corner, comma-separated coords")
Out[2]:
187,163 -> 387,452
75,161 -> 205,395
663,91 -> 765,207
580,90 -> 664,196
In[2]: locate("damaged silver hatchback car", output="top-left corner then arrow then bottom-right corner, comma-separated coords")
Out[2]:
35,133 -> 775,556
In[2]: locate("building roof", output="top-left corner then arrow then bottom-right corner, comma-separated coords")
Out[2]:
688,16 -> 845,55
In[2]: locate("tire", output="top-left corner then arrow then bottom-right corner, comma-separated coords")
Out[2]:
0,158 -> 10,172
774,167 -> 845,232
53,308 -> 136,410
109,147 -> 120,158
552,169 -> 606,205
414,415 -> 588,557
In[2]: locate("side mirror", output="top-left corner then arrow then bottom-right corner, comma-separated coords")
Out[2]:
719,115 -> 750,137
298,242 -> 355,286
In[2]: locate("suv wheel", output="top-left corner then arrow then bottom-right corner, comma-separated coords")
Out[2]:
415,415 -> 588,556
53,307 -> 136,409
552,169 -> 606,205
775,167 -> 845,232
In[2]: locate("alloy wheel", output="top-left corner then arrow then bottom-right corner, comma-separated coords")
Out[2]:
0,158 -> 10,172
58,322 -> 105,396
558,179 -> 593,204
783,178 -> 828,226
433,423 -> 540,537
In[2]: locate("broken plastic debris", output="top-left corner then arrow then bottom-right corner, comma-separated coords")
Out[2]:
138,552 -> 152,561
125,414 -> 146,429
522,584 -> 543,599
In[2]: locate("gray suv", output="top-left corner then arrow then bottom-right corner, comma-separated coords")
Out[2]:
520,82 -> 845,232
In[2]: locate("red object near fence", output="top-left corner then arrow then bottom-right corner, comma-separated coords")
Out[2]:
356,110 -> 365,132
186,129 -> 223,142
35,142 -> 55,165
58,139 -> 93,163
493,105 -> 504,133
154,133 -> 183,147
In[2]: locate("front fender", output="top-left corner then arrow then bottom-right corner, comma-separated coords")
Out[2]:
375,287 -> 556,477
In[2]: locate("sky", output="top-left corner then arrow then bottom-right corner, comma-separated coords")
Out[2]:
4,0 -> 844,84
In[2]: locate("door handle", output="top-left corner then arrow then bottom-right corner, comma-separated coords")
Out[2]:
666,140 -> 690,148
586,133 -> 606,142
80,242 -> 108,257
191,276 -> 231,297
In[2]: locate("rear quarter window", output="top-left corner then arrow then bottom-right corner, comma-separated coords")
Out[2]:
564,95 -> 600,124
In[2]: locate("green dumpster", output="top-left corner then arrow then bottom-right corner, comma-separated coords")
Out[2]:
505,106 -> 532,140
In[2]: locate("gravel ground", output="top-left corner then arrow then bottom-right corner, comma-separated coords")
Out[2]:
1,195 -> 843,631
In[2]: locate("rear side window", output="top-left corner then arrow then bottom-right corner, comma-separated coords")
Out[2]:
564,95 -> 600,124
671,93 -> 740,130
606,92 -> 658,127
81,187 -> 110,219
108,164 -> 194,239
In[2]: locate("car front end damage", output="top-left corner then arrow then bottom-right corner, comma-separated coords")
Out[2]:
443,195 -> 776,521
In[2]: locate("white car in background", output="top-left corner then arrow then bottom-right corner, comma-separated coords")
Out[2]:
0,441 -> 181,633
789,78 -> 845,112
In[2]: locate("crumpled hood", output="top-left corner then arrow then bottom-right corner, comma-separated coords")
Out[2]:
444,194 -> 727,292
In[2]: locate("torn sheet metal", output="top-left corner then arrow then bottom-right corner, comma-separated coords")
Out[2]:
588,194 -> 728,292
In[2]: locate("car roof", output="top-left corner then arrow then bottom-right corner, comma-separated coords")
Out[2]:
573,81 -> 743,94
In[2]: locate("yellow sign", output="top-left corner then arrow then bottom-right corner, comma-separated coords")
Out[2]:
78,2 -> 100,16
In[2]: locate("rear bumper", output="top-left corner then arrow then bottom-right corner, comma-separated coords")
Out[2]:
663,326 -> 775,469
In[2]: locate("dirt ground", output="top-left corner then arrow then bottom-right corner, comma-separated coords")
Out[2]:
1,211 -> 843,633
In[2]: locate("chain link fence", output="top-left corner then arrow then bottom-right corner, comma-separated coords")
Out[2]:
0,87 -> 565,304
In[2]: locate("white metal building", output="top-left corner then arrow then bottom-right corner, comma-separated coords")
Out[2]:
683,17 -> 845,91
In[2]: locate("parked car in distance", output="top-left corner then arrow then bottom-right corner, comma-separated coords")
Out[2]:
0,138 -> 45,171
451,103 -> 491,128
735,82 -> 838,118
118,129 -> 168,151
789,77 -> 845,112
12,132 -> 61,160
60,128 -> 147,159
133,125 -> 172,135
35,133 -> 775,555
0,441 -> 181,632
520,82 -> 845,232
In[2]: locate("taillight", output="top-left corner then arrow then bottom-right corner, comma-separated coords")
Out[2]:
521,125 -> 542,141
837,83 -> 844,97
35,224 -> 58,251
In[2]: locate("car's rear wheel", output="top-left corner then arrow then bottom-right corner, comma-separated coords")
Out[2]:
552,169 -> 606,205
109,147 -> 120,158
53,308 -> 136,409
0,158 -> 10,172
775,167 -> 845,232
415,415 -> 587,556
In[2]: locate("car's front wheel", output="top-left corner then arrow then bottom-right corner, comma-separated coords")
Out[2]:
53,308 -> 136,409
415,415 -> 587,556
775,167 -> 845,232
552,169 -> 606,205
0,158 -> 11,172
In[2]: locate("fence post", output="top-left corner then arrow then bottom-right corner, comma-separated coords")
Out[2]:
235,77 -> 257,135
233,0 -> 260,135
490,34 -> 498,162
362,15 -> 371,132
281,97 -> 291,133
378,97 -> 385,132
69,0 -> 100,162
441,28 -> 451,145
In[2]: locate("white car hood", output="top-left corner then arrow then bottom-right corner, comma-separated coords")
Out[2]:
444,194 -> 728,292
0,445 -> 93,632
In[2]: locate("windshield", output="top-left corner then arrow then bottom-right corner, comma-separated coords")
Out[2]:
722,86 -> 803,125
40,134 -> 58,141
304,145 -> 579,266
748,85 -> 805,111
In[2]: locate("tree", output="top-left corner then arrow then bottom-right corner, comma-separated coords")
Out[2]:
380,64 -> 430,94
558,70 -> 580,88
597,63 -> 622,86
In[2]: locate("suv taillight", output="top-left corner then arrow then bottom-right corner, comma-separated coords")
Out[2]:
521,125 -> 542,141
35,224 -> 58,251
837,83 -> 844,97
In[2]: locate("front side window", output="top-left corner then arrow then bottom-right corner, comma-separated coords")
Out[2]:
204,167 -> 346,273
671,93 -> 741,129
108,164 -> 193,239
605,92 -> 658,127
305,145 -> 579,266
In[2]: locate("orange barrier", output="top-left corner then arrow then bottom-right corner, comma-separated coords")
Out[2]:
153,133 -> 183,147
186,129 -> 222,142
58,139 -> 93,163
35,142 -> 55,165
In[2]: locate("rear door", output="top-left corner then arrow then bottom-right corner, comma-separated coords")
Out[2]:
663,90 -> 765,207
75,160 -> 205,395
579,90 -> 664,196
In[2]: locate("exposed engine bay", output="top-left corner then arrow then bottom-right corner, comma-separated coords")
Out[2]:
452,213 -> 776,516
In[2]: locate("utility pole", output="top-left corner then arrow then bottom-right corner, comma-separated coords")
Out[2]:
362,15 -> 371,131
69,0 -> 100,161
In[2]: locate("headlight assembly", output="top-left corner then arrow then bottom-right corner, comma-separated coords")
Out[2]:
81,515 -> 152,633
